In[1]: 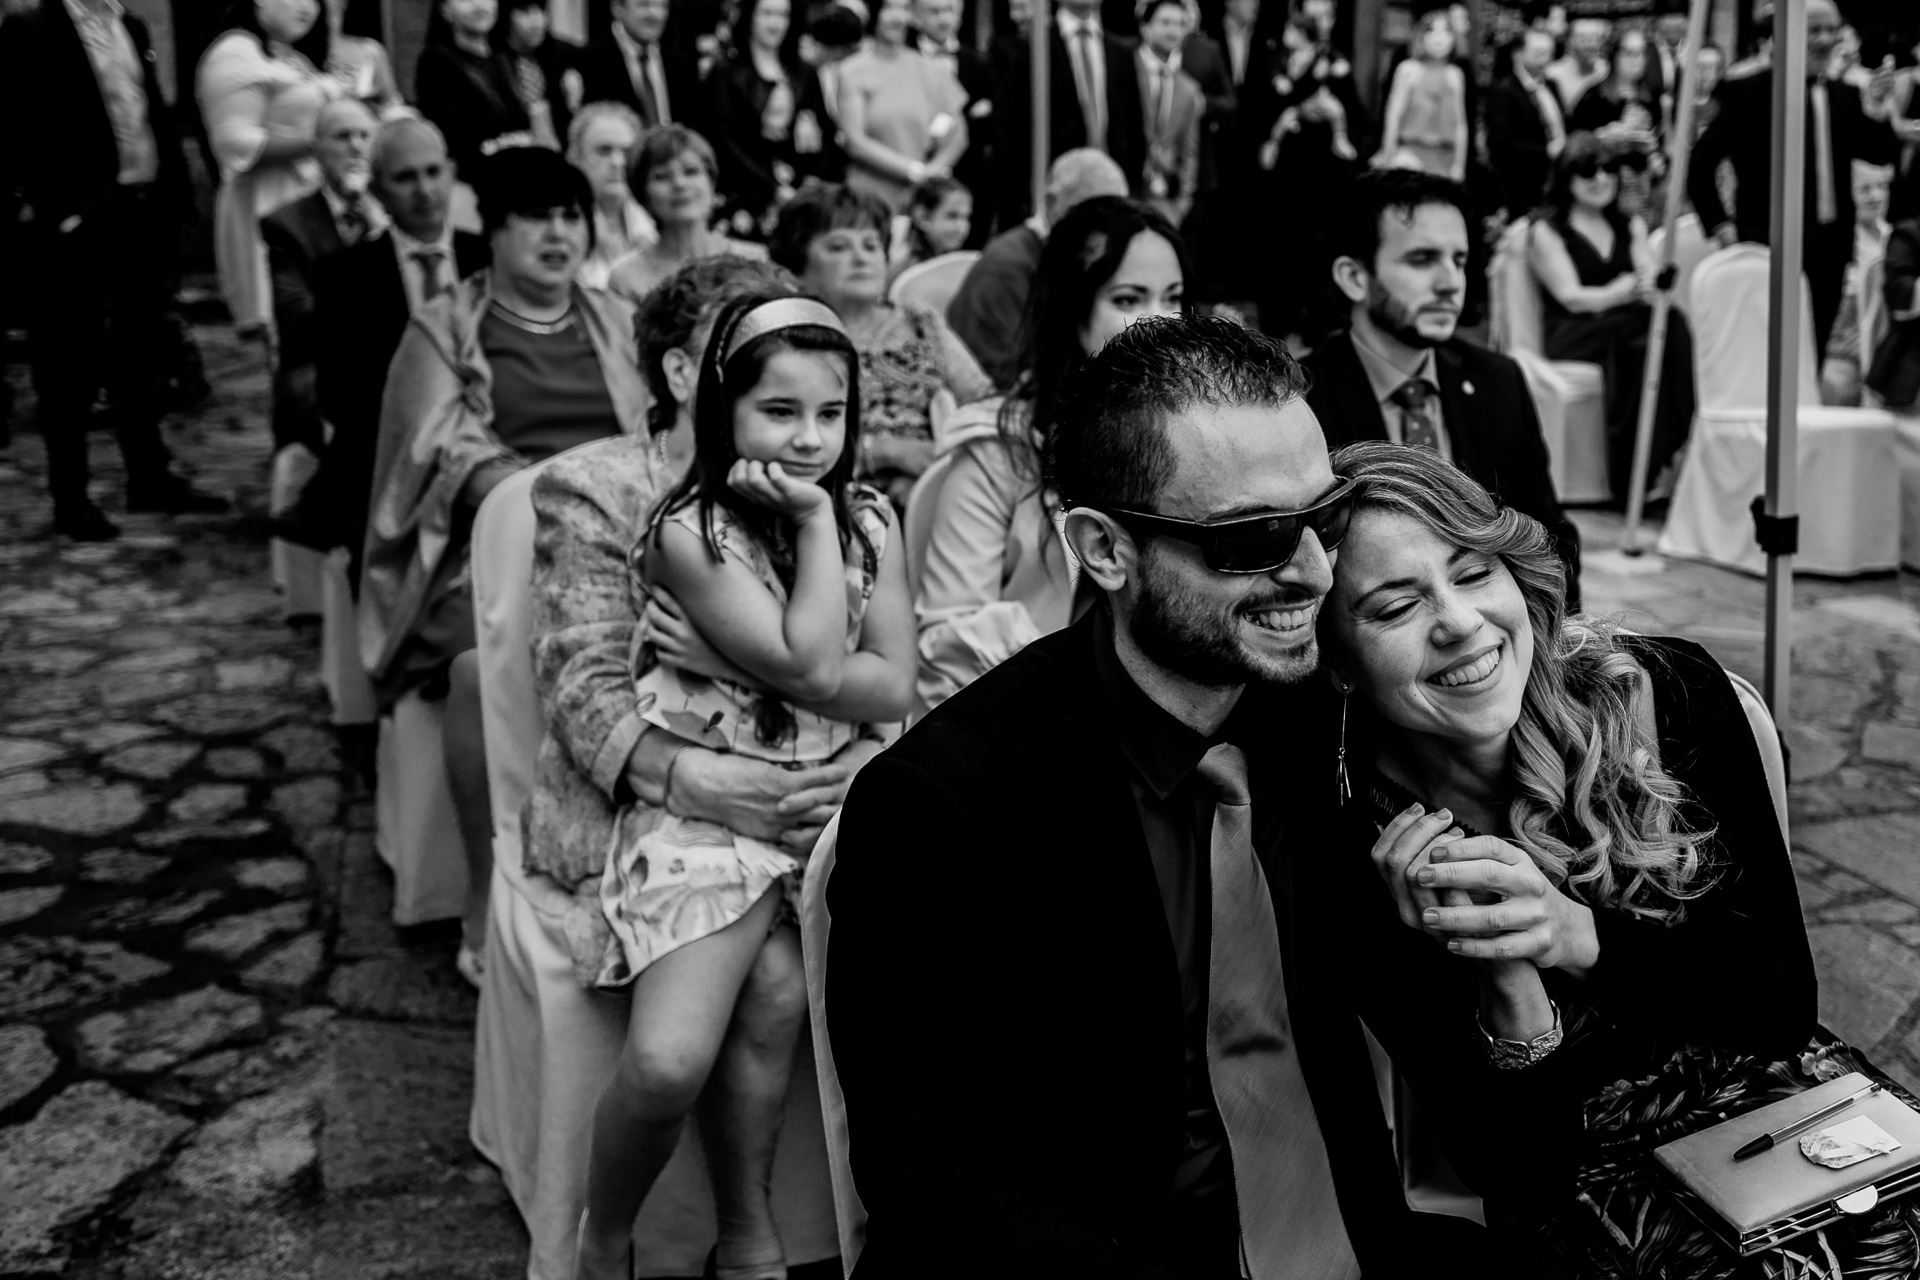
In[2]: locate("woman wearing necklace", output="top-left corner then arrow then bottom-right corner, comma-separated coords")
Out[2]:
415,0 -> 537,180
607,125 -> 767,305
360,149 -> 646,986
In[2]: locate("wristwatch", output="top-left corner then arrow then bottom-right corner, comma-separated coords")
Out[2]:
1478,1000 -> 1563,1071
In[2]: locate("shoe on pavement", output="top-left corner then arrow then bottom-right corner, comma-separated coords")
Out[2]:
53,502 -> 121,541
127,477 -> 229,515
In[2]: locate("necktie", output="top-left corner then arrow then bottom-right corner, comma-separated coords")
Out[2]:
411,248 -> 447,305
1196,745 -> 1361,1280
1154,64 -> 1171,139
338,198 -> 368,246
1390,377 -> 1441,452
1072,23 -> 1105,151
1810,79 -> 1837,226
1534,79 -> 1566,151
635,42 -> 663,126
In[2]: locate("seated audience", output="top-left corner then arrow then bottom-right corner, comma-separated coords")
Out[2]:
827,314 -> 1568,1278
358,148 -> 644,983
414,0 -> 536,179
890,174 -> 972,283
1307,169 -> 1581,607
579,0 -> 706,135
1376,10 -> 1467,180
916,195 -> 1184,710
567,102 -> 656,288
1314,441 -> 1920,1278
944,148 -> 1129,390
608,125 -> 768,304
771,184 -> 992,502
1866,213 -> 1920,412
282,117 -> 488,559
262,96 -> 384,458
572,287 -> 914,1279
1529,132 -> 1694,498
321,0 -> 399,110
836,0 -> 969,210
708,0 -> 811,236
496,0 -> 584,147
1134,0 -> 1203,227
197,0 -> 337,337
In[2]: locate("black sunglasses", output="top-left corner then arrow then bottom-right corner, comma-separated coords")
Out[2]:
1082,477 -> 1357,574
1571,156 -> 1629,179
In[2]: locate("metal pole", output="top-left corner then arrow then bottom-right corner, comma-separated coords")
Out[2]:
1030,0 -> 1051,220
1762,0 -> 1806,723
1620,0 -> 1712,554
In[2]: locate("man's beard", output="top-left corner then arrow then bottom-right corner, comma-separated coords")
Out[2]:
1127,545 -> 1320,688
1366,277 -> 1454,349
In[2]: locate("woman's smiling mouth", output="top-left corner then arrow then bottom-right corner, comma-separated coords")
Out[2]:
1429,643 -> 1502,688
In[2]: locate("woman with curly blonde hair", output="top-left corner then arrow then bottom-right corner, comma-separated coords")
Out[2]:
1312,442 -> 1917,1278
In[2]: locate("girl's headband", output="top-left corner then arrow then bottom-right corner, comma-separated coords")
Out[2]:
717,297 -> 851,377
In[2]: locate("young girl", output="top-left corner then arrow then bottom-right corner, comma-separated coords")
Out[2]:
1376,11 -> 1469,182
892,175 -> 973,281
573,292 -> 914,1280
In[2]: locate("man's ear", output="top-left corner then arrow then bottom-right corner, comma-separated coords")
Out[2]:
1330,253 -> 1370,307
1063,507 -> 1136,595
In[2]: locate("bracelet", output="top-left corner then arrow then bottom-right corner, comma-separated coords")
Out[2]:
1478,999 -> 1563,1071
660,745 -> 692,816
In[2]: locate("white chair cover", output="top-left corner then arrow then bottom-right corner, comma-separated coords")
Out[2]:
1896,413 -> 1920,572
1487,218 -> 1611,503
466,454 -> 839,1280
320,550 -> 376,726
900,452 -> 960,603
798,813 -> 867,1272
1646,212 -> 1713,315
1657,245 -> 1900,576
888,250 -> 984,316
269,445 -> 325,619
373,690 -> 467,924
1723,667 -> 1788,841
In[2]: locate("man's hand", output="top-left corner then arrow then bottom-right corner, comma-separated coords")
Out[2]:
659,748 -> 852,845
773,738 -> 885,854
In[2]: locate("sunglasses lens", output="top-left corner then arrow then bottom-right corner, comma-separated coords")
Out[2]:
1312,491 -> 1354,552
1206,514 -> 1303,574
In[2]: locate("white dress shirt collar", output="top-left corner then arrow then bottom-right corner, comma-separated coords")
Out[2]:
1056,9 -> 1102,40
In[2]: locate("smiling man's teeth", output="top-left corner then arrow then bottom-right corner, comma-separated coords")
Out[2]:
1432,646 -> 1501,687
1245,606 -> 1313,631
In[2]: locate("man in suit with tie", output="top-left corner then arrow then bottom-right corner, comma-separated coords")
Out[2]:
1135,0 -> 1203,229
0,0 -> 227,539
991,0 -> 1147,226
1307,170 -> 1580,606
826,314 -> 1570,1278
261,96 -> 384,459
278,117 -> 487,566
1485,27 -> 1567,222
1686,0 -> 1899,359
579,0 -> 705,135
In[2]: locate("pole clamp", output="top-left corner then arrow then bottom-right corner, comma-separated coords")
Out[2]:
1750,497 -> 1800,556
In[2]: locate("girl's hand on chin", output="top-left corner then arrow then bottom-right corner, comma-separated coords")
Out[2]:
1416,835 -> 1601,976
727,458 -> 830,518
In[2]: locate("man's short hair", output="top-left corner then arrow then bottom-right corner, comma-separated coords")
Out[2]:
567,101 -> 644,164
1323,168 -> 1470,278
1137,0 -> 1184,24
1046,314 -> 1311,510
1043,148 -> 1130,224
369,114 -> 448,180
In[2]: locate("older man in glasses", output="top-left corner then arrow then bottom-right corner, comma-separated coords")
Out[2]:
823,314 -> 1568,1279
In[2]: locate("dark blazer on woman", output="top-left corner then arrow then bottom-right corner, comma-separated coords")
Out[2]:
707,53 -> 806,219
1867,218 -> 1920,411
413,43 -> 534,177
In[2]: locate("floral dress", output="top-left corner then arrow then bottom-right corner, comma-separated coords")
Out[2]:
853,301 -> 991,496
594,486 -> 892,988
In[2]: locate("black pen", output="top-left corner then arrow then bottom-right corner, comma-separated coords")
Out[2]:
1732,1082 -> 1884,1161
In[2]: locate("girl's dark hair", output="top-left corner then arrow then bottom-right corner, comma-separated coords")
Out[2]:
647,291 -> 875,746
216,0 -> 330,69
904,175 -> 968,262
1001,196 -> 1190,485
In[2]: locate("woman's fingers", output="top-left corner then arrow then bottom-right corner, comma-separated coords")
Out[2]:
1426,834 -> 1526,865
1370,807 -> 1459,929
1417,856 -> 1531,897
1421,897 -> 1550,936
1447,924 -> 1553,962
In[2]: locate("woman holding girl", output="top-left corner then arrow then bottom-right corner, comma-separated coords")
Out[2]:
1376,10 -> 1468,181
569,290 -> 914,1279
915,196 -> 1185,710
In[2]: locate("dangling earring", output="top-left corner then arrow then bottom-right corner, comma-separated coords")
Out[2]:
1334,680 -> 1352,803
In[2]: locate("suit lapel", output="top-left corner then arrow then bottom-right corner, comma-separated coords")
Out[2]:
46,0 -> 116,150
1325,334 -> 1390,444
1435,344 -> 1479,473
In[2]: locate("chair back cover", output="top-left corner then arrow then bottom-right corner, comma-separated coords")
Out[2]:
889,250 -> 984,315
1688,245 -> 1821,412
799,812 -> 869,1270
1723,667 -> 1789,841
901,452 -> 960,602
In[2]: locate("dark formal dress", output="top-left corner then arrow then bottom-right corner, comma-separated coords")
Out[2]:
414,42 -> 534,177
707,52 -> 809,227
1317,634 -> 1920,1280
1866,216 -> 1920,411
1538,208 -> 1695,497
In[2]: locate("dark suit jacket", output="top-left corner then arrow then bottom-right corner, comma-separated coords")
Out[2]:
262,190 -> 352,451
1866,218 -> 1920,410
0,0 -> 189,226
1484,72 -> 1563,218
827,615 -> 1428,1277
992,24 -> 1147,224
944,222 -> 1043,391
1178,30 -> 1233,192
1306,331 -> 1582,604
311,228 -> 488,550
413,43 -> 535,178
577,31 -> 707,135
1686,67 -> 1899,249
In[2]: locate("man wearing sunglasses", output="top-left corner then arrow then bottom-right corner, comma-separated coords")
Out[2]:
824,314 -> 1567,1279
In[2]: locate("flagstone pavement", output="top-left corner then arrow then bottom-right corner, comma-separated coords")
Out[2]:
1,316 -> 1918,1276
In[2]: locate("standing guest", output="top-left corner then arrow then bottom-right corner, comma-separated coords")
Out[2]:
414,0 -> 536,180
708,0 -> 807,234
1176,0 -> 1232,211
580,0 -> 705,135
1866,212 -> 1920,411
1307,169 -> 1580,604
197,0 -> 337,336
1687,0 -> 1899,359
1689,41 -> 1725,134
261,96 -> 384,458
771,183 -> 992,502
1486,26 -> 1567,221
567,102 -> 656,288
360,148 -> 643,983
1568,25 -> 1662,219
1546,16 -> 1610,116
1135,0 -> 1203,228
836,0 -> 969,211
1376,10 -> 1467,180
826,314 -> 1571,1279
607,125 -> 768,304
1823,160 -> 1895,402
1645,4 -> 1686,119
573,290 -> 914,1280
992,0 -> 1147,226
910,0 -> 991,243
891,173 -> 972,282
496,0 -> 584,148
792,1 -> 864,187
945,147 -> 1128,388
320,0 -> 398,110
916,195 -> 1185,711
1198,0 -> 1276,311
0,0 -> 227,539
1530,133 -> 1694,498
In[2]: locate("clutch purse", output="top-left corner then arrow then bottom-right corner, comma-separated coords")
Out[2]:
1655,1071 -> 1920,1255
